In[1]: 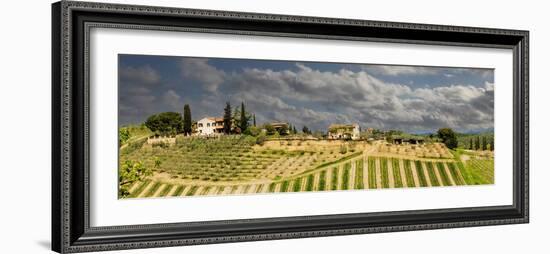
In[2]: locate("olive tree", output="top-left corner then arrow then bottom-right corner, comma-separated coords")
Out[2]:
437,128 -> 458,149
144,112 -> 183,136
118,160 -> 152,198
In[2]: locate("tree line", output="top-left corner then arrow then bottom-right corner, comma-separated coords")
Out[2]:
143,102 -> 312,137
467,136 -> 494,151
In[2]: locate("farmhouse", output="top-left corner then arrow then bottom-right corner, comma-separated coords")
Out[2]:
196,117 -> 224,136
327,123 -> 360,140
393,137 -> 425,145
269,122 -> 290,134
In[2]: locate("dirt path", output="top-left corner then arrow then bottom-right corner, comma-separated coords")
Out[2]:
453,162 -> 467,184
326,168 -> 334,190
313,172 -> 321,191
152,184 -> 167,197
409,161 -> 420,187
179,186 -> 192,196
221,185 -> 233,195
259,183 -> 269,193
137,181 -> 155,198
128,181 -> 141,193
349,160 -> 357,189
300,177 -> 308,192
119,134 -> 150,150
387,159 -> 395,188
274,182 -> 282,193
287,181 -> 295,193
337,165 -> 344,190
432,162 -> 444,186
166,185 -> 178,196
375,158 -> 383,189
247,184 -> 257,194
206,186 -> 219,195
443,163 -> 456,186
398,159 -> 408,188
194,186 -> 205,196
421,162 -> 432,187
363,155 -> 370,189
234,185 -> 245,194
215,186 -> 225,195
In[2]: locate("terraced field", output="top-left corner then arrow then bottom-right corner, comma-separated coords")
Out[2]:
120,135 -> 492,199
125,154 -> 469,198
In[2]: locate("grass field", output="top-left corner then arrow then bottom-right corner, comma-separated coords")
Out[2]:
121,135 -> 493,199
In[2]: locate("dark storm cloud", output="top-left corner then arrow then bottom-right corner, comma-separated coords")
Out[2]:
119,56 -> 494,133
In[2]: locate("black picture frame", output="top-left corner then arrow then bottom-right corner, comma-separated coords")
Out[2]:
52,1 -> 529,253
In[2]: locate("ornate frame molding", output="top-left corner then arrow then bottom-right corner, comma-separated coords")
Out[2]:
52,1 -> 529,253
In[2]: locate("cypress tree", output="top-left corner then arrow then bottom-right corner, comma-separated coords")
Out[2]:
490,138 -> 494,151
183,104 -> 192,136
253,114 -> 256,127
223,102 -> 232,134
482,136 -> 487,150
240,101 -> 248,132
475,136 -> 481,150
469,138 -> 473,150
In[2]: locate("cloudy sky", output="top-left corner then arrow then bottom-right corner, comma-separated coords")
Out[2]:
118,54 -> 494,133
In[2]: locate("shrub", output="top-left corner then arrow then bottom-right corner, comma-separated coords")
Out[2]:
256,135 -> 267,146
119,128 -> 130,146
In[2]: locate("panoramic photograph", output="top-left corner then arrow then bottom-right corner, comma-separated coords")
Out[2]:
118,54 -> 495,199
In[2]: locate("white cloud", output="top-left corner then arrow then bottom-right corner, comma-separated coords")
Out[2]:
363,65 -> 439,76
444,74 -> 454,78
120,65 -> 160,85
120,60 -> 494,132
162,90 -> 182,109
216,63 -> 494,132
180,58 -> 225,92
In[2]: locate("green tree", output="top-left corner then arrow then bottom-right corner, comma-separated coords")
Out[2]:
119,128 -> 130,146
264,124 -> 276,135
144,112 -> 183,136
244,126 -> 261,136
469,138 -> 473,150
302,126 -> 311,134
253,114 -> 256,127
119,160 -> 152,198
482,136 -> 487,150
153,156 -> 162,168
293,126 -> 297,134
183,104 -> 192,136
490,138 -> 494,151
475,136 -> 481,150
240,101 -> 249,132
437,128 -> 458,149
232,102 -> 251,133
278,125 -> 289,135
223,102 -> 232,134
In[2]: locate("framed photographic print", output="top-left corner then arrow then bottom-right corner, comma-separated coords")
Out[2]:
52,1 -> 529,253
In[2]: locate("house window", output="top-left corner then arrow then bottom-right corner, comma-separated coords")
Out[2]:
212,123 -> 216,126
198,123 -> 203,127
207,123 -> 210,127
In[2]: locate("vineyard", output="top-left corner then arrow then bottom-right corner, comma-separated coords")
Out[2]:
120,133 -> 494,199
124,156 -> 470,198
